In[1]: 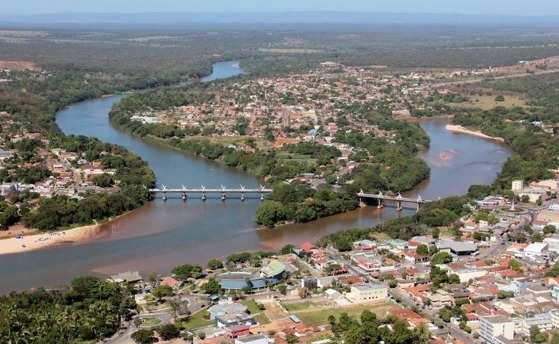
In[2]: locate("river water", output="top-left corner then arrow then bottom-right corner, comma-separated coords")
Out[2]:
0,61 -> 511,293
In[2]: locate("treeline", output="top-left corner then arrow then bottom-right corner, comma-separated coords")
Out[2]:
256,183 -> 359,227
328,310 -> 430,344
317,196 -> 470,251
0,276 -> 136,343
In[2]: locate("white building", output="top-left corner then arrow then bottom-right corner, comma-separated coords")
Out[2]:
453,268 -> 488,283
511,180 -> 524,193
479,316 -> 515,344
345,283 -> 388,304
523,242 -> 549,258
235,335 -> 272,344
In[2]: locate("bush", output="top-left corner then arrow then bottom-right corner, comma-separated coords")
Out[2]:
158,324 -> 180,340
132,329 -> 157,344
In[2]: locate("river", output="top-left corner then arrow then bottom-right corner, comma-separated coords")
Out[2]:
0,61 -> 511,293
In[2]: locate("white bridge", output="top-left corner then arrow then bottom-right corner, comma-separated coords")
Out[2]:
149,185 -> 272,201
357,190 -> 432,211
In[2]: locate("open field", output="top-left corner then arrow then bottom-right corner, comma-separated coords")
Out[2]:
259,48 -> 324,54
0,60 -> 39,71
286,301 -> 393,326
179,309 -> 213,330
449,95 -> 526,110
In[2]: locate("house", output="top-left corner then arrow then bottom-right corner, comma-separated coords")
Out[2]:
345,283 -> 388,304
523,243 -> 548,258
534,209 -> 559,231
479,316 -> 515,344
390,307 -> 428,328
160,276 -> 180,289
436,239 -> 478,255
352,239 -> 376,251
235,335 -> 272,344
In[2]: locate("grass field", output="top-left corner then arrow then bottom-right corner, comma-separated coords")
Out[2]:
179,309 -> 213,330
450,95 -> 526,110
242,299 -> 270,324
140,316 -> 162,328
290,302 -> 393,326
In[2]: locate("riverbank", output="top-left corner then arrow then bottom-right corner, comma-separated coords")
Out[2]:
445,124 -> 505,143
0,223 -> 102,255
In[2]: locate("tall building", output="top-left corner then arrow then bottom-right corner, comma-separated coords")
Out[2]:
480,316 -> 515,344
511,180 -> 524,193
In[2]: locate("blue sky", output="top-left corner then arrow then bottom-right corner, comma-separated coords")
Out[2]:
6,0 -> 559,15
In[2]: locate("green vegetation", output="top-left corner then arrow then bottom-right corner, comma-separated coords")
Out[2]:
318,196 -> 470,248
329,310 -> 429,344
0,276 -> 136,343
179,309 -> 213,330
171,264 -> 203,280
111,83 -> 431,227
132,329 -> 157,344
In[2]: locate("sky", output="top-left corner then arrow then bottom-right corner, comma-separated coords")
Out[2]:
6,0 -> 559,16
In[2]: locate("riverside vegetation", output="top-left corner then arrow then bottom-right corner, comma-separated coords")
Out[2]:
109,83 -> 430,227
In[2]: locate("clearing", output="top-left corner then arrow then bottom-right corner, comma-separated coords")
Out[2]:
449,95 -> 526,110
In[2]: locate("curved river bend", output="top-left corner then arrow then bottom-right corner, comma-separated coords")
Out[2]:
0,62 -> 511,293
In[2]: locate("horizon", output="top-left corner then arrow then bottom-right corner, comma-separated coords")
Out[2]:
4,0 -> 559,16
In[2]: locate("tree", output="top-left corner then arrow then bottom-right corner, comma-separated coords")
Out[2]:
132,329 -> 157,344
255,201 -> 287,227
495,95 -> 505,102
416,244 -> 430,256
549,262 -> 559,277
530,325 -> 546,343
544,225 -> 556,235
207,259 -> 224,270
278,285 -> 287,295
201,278 -> 222,295
509,259 -> 523,272
172,264 -> 203,280
497,291 -> 514,299
431,252 -> 452,265
152,285 -> 174,299
286,333 -> 299,344
158,324 -> 180,340
280,244 -> 295,254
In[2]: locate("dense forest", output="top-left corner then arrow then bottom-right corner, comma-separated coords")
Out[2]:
0,276 -> 136,343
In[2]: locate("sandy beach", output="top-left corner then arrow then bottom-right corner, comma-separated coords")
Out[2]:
0,223 -> 102,255
446,124 -> 505,143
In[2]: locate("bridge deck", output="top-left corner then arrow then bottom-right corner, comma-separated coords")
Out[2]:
150,188 -> 272,193
358,192 -> 431,204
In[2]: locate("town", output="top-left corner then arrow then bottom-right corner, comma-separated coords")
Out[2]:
102,177 -> 559,344
3,6 -> 559,344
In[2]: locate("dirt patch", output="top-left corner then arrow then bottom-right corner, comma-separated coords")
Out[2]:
0,60 -> 40,71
